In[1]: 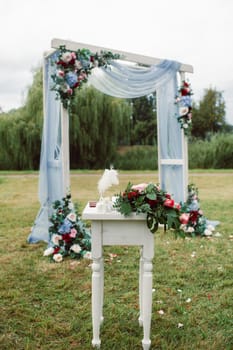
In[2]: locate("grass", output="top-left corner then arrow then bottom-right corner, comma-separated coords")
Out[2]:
0,170 -> 233,349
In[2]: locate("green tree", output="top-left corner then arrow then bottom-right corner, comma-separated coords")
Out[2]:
192,88 -> 226,139
0,67 -> 43,170
130,94 -> 157,145
69,86 -> 132,168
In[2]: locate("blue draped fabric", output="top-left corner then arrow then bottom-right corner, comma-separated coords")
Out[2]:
156,78 -> 185,202
27,52 -> 64,243
28,56 -> 183,243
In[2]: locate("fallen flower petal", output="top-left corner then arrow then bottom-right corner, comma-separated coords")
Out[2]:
158,310 -> 165,315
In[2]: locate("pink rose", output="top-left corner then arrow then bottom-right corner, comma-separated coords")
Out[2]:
131,183 -> 148,192
70,228 -> 77,238
179,213 -> 190,224
57,70 -> 65,77
175,202 -> 181,210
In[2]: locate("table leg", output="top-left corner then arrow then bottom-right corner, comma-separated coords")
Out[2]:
141,258 -> 153,350
138,249 -> 143,326
92,258 -> 102,348
100,257 -> 104,324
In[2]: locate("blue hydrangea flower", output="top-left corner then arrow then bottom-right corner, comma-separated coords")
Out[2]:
65,72 -> 78,87
80,59 -> 90,69
181,95 -> 192,107
58,218 -> 72,233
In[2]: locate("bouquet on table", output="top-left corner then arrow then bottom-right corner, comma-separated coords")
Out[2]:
44,194 -> 91,262
113,182 -> 184,236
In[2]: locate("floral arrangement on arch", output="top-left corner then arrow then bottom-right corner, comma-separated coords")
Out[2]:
51,45 -> 120,109
113,182 -> 183,236
43,194 -> 91,262
175,80 -> 193,136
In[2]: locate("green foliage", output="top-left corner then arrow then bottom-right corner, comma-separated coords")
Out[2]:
192,88 -> 227,139
114,146 -> 158,170
130,95 -> 157,145
69,86 -> 131,169
188,133 -> 233,169
0,67 -> 43,170
1,171 -> 233,349
114,182 -> 182,235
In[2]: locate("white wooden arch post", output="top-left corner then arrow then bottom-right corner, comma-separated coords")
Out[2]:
61,105 -> 70,194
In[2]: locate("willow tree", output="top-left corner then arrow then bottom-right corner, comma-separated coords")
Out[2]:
69,86 -> 132,168
0,67 -> 43,169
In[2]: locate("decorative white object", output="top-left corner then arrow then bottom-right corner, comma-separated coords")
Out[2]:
97,167 -> 119,199
96,197 -> 113,213
82,204 -> 154,350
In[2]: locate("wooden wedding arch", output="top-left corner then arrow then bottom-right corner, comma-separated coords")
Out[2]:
28,38 -> 193,243
51,38 -> 193,198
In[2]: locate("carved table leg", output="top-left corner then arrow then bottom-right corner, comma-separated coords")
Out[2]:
138,249 -> 143,326
92,258 -> 102,348
100,257 -> 104,324
141,258 -> 153,350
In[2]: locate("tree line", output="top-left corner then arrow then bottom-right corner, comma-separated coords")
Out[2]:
0,67 -> 232,170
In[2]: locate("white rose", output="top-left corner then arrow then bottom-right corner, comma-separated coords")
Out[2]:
43,247 -> 54,256
187,227 -> 194,233
61,52 -> 72,63
183,123 -> 188,129
83,251 -> 92,259
204,229 -> 212,236
70,244 -> 82,253
179,107 -> 189,116
67,212 -> 77,222
75,60 -> 82,69
68,202 -> 74,210
51,234 -> 62,245
53,253 -> 63,262
207,224 -> 215,231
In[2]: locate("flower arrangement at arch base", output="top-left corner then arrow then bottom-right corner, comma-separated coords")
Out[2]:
113,182 -> 216,238
43,194 -> 91,263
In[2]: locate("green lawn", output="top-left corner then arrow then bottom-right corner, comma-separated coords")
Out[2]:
0,171 -> 233,349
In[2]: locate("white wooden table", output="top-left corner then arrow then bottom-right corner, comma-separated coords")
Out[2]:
82,203 -> 154,350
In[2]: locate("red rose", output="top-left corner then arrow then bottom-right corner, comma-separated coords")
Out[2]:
181,88 -> 189,96
165,193 -> 171,199
69,58 -> 75,65
127,191 -> 138,200
62,233 -> 72,243
147,199 -> 159,208
53,246 -> 60,254
57,60 -> 68,67
189,210 -> 199,223
163,198 -> 175,208
73,82 -> 80,89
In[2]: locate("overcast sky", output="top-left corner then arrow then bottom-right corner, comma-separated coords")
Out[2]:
1,0 -> 233,124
